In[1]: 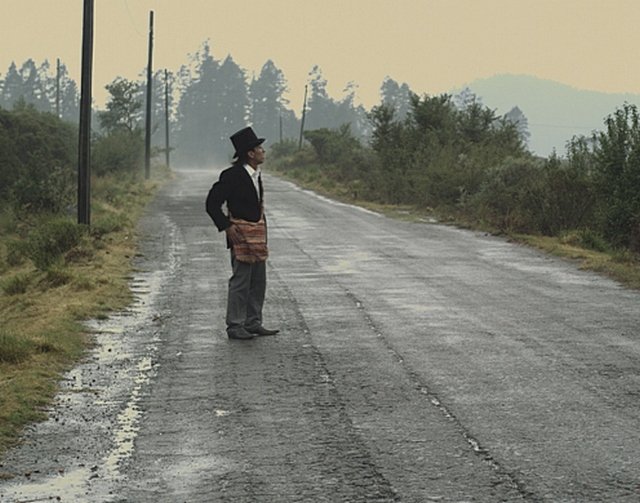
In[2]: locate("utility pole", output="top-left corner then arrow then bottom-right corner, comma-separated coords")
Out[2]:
77,0 -> 94,226
144,10 -> 154,179
298,84 -> 307,150
55,58 -> 61,119
279,112 -> 283,143
164,69 -> 170,170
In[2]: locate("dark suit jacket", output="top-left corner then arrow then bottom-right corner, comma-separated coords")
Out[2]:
206,163 -> 264,240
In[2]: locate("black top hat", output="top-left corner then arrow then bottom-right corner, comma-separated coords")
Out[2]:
230,127 -> 265,158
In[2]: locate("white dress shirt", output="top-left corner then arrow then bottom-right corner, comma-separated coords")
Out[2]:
244,164 -> 261,198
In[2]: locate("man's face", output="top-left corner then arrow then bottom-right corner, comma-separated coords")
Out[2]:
248,145 -> 266,166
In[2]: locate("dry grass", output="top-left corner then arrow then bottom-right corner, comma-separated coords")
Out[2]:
514,233 -> 640,290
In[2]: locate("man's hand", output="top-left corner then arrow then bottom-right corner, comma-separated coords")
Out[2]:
225,224 -> 244,245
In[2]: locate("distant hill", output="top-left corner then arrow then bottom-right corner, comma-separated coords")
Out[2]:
454,74 -> 640,157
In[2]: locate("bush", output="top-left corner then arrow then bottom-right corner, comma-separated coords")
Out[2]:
576,229 -> 610,252
0,208 -> 18,234
1,273 -> 31,295
538,154 -> 595,234
591,104 -> 640,251
0,331 -> 34,364
43,266 -> 73,288
90,212 -> 130,239
470,157 -> 545,232
0,330 -> 60,364
269,139 -> 298,158
0,106 -> 76,213
25,218 -> 85,270
92,129 -> 144,176
561,229 -> 609,253
5,239 -> 27,267
304,125 -> 362,165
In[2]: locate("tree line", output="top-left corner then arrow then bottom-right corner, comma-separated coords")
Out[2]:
2,41 -> 531,168
0,41 -> 427,214
271,91 -> 640,255
0,58 -> 79,122
0,46 -> 349,166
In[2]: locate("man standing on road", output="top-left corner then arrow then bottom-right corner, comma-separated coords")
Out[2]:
206,127 -> 280,340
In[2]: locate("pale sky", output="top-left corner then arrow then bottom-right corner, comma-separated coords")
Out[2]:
2,0 -> 640,111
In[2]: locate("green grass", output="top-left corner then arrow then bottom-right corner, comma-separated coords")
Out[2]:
514,233 -> 640,290
0,166 -> 171,453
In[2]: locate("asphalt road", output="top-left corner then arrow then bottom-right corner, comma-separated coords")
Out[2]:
1,168 -> 640,502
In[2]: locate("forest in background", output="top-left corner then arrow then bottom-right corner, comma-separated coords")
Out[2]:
0,41 -> 528,167
270,95 -> 640,259
1,40 -> 638,257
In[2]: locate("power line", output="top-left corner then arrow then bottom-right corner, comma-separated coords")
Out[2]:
123,0 -> 145,38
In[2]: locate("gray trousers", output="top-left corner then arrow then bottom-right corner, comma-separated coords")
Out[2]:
226,253 -> 266,335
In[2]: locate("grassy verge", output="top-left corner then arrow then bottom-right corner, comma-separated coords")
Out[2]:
512,233 -> 640,290
0,167 -> 171,453
269,164 -> 640,290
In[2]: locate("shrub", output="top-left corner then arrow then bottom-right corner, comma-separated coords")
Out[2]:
1,273 -> 31,295
538,154 -> 595,234
90,212 -> 130,239
0,106 -> 76,213
470,157 -> 545,232
0,331 -> 34,364
269,139 -> 298,158
304,125 -> 362,165
92,129 -> 144,176
5,239 -> 27,267
592,104 -> 640,251
43,266 -> 73,288
0,208 -> 18,234
25,218 -> 85,270
577,229 -> 609,252
561,229 -> 609,253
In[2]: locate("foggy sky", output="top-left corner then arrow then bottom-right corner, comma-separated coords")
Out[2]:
2,0 -> 640,110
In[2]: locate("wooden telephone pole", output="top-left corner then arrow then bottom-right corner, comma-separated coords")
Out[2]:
144,11 -> 154,179
77,0 -> 94,226
164,69 -> 170,170
55,58 -> 61,119
298,84 -> 308,150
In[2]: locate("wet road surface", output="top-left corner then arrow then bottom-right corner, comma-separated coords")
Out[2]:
2,168 -> 640,502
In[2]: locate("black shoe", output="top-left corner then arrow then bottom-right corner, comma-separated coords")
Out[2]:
228,328 -> 255,340
246,325 -> 279,336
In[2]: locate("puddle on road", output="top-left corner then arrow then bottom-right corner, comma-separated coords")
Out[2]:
0,216 -> 182,502
103,355 -> 158,480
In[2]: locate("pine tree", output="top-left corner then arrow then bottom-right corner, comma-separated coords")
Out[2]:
250,60 -> 289,143
19,59 -> 50,112
1,62 -> 24,109
336,81 -> 370,139
216,55 -> 250,157
57,63 -> 80,123
144,69 -> 174,149
453,87 -> 481,110
174,42 -> 221,166
306,65 -> 339,131
380,77 -> 413,120
504,106 -> 531,146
